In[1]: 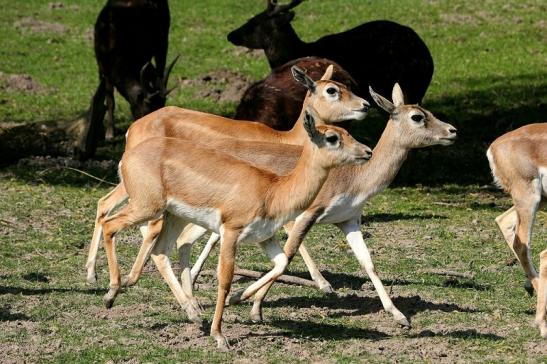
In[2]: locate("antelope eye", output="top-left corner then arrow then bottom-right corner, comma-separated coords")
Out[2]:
325,134 -> 339,144
326,87 -> 337,95
411,114 -> 424,122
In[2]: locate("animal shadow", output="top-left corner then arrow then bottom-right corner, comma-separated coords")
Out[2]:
265,293 -> 477,322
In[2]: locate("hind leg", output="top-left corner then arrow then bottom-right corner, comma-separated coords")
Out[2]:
150,214 -> 202,323
509,186 -> 541,292
101,203 -> 157,308
87,183 -> 128,284
121,218 -> 163,287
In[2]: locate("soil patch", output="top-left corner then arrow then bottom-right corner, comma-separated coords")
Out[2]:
180,70 -> 252,103
0,73 -> 47,94
14,17 -> 67,35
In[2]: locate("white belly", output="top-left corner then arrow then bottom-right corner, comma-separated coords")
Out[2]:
166,199 -> 221,232
237,216 -> 289,244
316,193 -> 366,224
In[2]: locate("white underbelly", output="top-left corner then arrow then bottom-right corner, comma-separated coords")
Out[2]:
237,217 -> 287,244
316,194 -> 366,224
166,199 -> 221,232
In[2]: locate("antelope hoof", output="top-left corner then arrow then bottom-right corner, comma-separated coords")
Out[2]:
185,299 -> 203,324
213,333 -> 231,350
534,319 -> 547,338
103,288 -> 118,308
394,314 -> 411,328
86,272 -> 97,285
250,310 -> 264,323
319,283 -> 335,294
121,275 -> 136,287
227,289 -> 245,306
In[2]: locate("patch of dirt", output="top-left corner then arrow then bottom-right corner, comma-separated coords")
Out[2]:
0,72 -> 47,94
230,46 -> 264,59
440,13 -> 478,25
180,70 -> 252,103
14,17 -> 67,35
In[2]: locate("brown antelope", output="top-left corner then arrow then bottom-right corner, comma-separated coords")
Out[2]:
100,111 -> 371,349
227,0 -> 434,103
487,123 -> 546,338
235,56 -> 358,130
128,84 -> 457,329
86,64 -> 369,284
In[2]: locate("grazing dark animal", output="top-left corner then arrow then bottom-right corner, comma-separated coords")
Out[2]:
236,57 -> 359,130
77,0 -> 176,159
227,0 -> 434,104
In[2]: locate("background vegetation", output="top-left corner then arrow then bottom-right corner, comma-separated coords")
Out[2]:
0,0 -> 545,362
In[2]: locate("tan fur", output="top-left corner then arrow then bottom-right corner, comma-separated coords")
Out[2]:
487,122 -> 547,338
85,66 -> 368,283
243,86 -> 458,324
100,120 -> 370,349
128,84 -> 458,329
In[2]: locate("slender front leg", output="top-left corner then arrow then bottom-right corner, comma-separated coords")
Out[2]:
211,228 -> 239,350
122,218 -> 163,287
189,231 -> 220,285
298,244 -> 334,293
86,184 -> 128,284
172,223 -> 209,284
228,237 -> 288,306
101,204 -> 151,308
150,214 -> 201,323
337,217 -> 409,327
247,210 -> 320,322
174,225 -> 203,316
536,249 -> 547,338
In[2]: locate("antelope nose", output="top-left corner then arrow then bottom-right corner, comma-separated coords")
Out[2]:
362,146 -> 373,160
361,100 -> 370,112
448,127 -> 457,135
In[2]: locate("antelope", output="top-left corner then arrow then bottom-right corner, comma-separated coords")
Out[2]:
170,84 -> 457,328
77,0 -> 176,158
227,0 -> 433,104
235,56 -> 358,130
100,111 -> 372,349
125,84 -> 457,329
85,65 -> 369,284
486,123 -> 547,338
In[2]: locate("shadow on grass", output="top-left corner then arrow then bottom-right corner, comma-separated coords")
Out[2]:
350,72 -> 547,185
0,305 -> 32,322
364,212 -> 447,223
0,285 -> 104,296
410,329 -> 504,341
252,319 -> 390,341
262,270 -> 490,292
2,72 -> 545,186
265,294 -> 477,322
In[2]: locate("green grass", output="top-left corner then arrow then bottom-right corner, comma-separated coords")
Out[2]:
1,0 -> 546,362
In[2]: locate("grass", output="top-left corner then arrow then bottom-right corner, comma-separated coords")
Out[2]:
0,0 -> 546,362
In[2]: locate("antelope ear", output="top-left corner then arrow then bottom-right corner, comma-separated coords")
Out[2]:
392,83 -> 404,107
369,86 -> 395,114
303,109 -> 324,145
292,66 -> 316,93
320,65 -> 334,81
